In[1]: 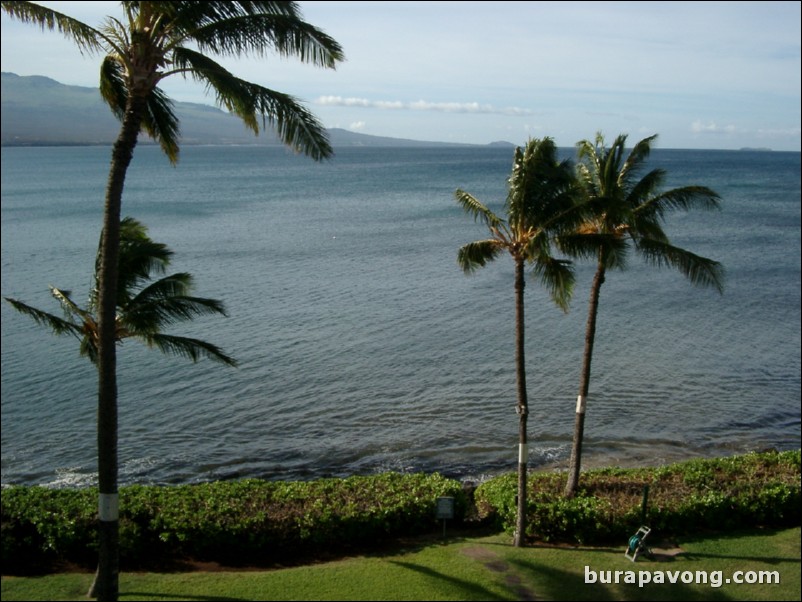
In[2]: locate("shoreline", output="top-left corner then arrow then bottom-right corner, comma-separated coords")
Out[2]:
3,444 -> 797,490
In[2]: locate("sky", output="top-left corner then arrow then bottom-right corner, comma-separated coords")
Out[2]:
1,1 -> 800,151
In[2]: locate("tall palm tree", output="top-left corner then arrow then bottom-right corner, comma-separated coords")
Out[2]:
561,133 -> 724,498
456,137 -> 583,546
0,2 -> 342,597
4,216 -> 236,594
4,216 -> 237,367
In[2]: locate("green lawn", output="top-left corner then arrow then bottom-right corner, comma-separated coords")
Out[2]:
2,527 -> 799,601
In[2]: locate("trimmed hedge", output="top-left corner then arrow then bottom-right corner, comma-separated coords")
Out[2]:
2,451 -> 799,573
474,449 -> 801,544
1,472 -> 466,573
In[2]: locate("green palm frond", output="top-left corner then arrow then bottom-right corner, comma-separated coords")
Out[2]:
117,253 -> 222,331
576,138 -> 603,194
3,296 -> 85,339
636,237 -> 725,293
171,47 -> 331,159
99,55 -> 127,120
117,219 -> 172,279
532,256 -> 576,313
601,134 -> 627,191
455,189 -> 505,231
99,56 -> 181,161
79,335 -> 99,364
1,1 -> 104,54
116,217 -> 172,296
620,134 -> 656,183
508,138 -> 584,236
557,232 -> 628,270
626,168 -> 665,208
457,240 -> 504,273
92,217 -> 173,307
50,286 -> 94,322
143,85 -> 181,162
637,185 -> 722,221
145,333 -> 238,366
186,9 -> 344,67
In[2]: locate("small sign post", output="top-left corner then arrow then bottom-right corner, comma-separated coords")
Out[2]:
436,496 -> 455,538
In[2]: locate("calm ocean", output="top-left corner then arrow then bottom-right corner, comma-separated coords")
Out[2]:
1,144 -> 800,488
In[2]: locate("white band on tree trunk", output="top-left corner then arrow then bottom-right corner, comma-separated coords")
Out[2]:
576,395 -> 586,414
519,443 -> 528,464
98,493 -> 119,522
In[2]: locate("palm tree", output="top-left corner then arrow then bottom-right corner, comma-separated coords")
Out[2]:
561,133 -> 724,498
5,216 -> 237,367
1,2 -> 342,597
456,137 -> 583,546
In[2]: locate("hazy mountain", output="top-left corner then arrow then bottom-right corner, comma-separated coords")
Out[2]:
1,73 -> 513,149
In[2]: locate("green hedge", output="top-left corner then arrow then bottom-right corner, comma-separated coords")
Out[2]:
2,451 -> 799,573
474,449 -> 801,544
1,472 -> 466,573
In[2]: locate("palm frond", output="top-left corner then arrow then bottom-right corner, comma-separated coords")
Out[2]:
116,217 -> 172,297
128,272 -> 194,302
145,333 -> 238,366
1,1 -> 104,54
99,55 -> 127,120
124,273 -> 228,333
576,136 -> 604,193
622,134 -> 656,178
457,240 -> 504,274
171,47 -> 331,159
531,256 -> 576,313
637,185 -> 722,221
50,286 -> 94,322
187,10 -> 344,68
125,295 -> 228,333
161,1 -> 342,67
3,296 -> 84,339
454,189 -> 504,230
79,336 -> 99,364
626,168 -> 665,209
602,134 -> 627,192
507,138 -> 584,237
99,57 -> 181,161
144,85 -> 181,162
557,232 -> 628,270
636,237 -> 725,293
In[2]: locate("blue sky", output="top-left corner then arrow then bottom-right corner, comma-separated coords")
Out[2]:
2,1 -> 800,150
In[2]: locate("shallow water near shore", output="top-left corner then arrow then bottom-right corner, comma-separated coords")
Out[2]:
1,144 -> 800,487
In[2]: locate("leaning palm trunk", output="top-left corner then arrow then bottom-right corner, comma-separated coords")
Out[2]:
513,259 -> 529,546
90,95 -> 148,601
564,259 -> 606,497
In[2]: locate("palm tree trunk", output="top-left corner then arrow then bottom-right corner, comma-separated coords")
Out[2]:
513,258 -> 529,547
564,261 -> 605,497
89,95 -> 147,601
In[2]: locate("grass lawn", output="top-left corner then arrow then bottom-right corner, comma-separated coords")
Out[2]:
2,527 -> 799,601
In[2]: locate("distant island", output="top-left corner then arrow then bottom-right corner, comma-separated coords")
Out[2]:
739,147 -> 773,152
1,72 -> 514,149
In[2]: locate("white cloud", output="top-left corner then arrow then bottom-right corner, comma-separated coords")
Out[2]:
691,120 -> 738,134
349,121 -> 366,131
315,96 -> 531,117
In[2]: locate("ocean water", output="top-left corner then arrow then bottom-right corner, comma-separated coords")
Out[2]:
1,144 -> 800,488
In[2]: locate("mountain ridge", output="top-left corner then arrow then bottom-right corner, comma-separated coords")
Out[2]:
1,72 -> 514,149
